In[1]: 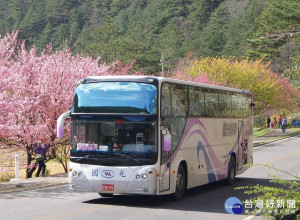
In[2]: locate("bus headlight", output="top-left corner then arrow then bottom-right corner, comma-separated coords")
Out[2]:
135,168 -> 154,180
142,173 -> 148,179
72,170 -> 78,177
78,172 -> 83,178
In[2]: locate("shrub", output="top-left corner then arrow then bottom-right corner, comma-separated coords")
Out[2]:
236,164 -> 299,219
0,172 -> 15,182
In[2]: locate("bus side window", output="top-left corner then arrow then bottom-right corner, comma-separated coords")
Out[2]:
189,87 -> 205,117
205,91 -> 218,117
219,92 -> 232,117
170,84 -> 188,117
161,83 -> 171,117
170,84 -> 188,153
232,94 -> 243,118
244,95 -> 252,117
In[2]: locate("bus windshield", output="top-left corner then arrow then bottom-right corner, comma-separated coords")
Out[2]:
70,116 -> 158,166
73,82 -> 157,114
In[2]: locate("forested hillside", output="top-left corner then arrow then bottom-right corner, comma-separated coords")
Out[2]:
0,0 -> 299,74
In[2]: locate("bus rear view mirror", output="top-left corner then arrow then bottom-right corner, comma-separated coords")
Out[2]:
57,111 -> 71,138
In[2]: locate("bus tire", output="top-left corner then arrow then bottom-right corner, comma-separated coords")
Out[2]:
99,193 -> 114,198
173,164 -> 186,200
227,156 -> 236,185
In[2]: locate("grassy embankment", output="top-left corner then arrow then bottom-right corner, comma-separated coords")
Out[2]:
0,148 -> 66,182
253,127 -> 300,147
253,128 -> 271,137
254,127 -> 300,138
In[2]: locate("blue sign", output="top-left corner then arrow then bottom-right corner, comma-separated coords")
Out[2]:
292,120 -> 300,127
101,170 -> 114,178
225,197 -> 243,214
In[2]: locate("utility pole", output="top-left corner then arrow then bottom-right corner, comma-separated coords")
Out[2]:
160,52 -> 165,76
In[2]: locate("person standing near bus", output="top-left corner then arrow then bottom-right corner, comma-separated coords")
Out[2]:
278,115 -> 283,128
267,116 -> 271,129
281,115 -> 288,133
273,117 -> 277,129
34,140 -> 48,177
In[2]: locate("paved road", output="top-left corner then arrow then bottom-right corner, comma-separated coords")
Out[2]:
240,135 -> 300,180
1,136 -> 299,220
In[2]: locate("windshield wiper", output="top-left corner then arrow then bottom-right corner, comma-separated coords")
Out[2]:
75,153 -> 141,165
113,153 -> 141,165
76,154 -> 104,162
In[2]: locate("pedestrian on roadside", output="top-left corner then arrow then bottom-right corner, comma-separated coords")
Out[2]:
281,114 -> 288,133
267,116 -> 271,129
278,115 -> 283,128
273,117 -> 277,129
34,140 -> 48,177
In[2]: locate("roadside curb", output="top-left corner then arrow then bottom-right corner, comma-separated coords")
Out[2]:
0,181 -> 68,194
254,134 -> 300,148
0,173 -> 68,194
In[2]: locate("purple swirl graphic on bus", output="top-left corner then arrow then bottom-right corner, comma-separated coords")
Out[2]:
162,118 -> 247,182
187,119 -> 228,181
197,140 -> 216,182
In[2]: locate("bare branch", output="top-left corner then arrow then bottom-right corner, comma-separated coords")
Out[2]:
258,30 -> 300,43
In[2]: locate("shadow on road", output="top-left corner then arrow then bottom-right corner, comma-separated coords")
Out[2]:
82,177 -> 279,215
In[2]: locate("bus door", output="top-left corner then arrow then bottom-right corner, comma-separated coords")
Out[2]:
237,120 -> 244,170
159,127 -> 171,192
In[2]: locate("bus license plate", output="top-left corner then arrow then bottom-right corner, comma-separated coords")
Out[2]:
102,184 -> 114,191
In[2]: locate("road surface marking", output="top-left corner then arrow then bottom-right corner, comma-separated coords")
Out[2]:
263,149 -> 300,164
36,204 -> 112,220
243,216 -> 256,220
251,149 -> 300,168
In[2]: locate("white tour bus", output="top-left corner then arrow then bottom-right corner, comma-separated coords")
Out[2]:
57,76 -> 254,200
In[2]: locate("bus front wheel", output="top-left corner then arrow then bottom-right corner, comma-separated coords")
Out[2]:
173,164 -> 186,200
227,156 -> 236,185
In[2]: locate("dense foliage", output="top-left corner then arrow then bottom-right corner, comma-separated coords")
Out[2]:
0,0 -> 299,74
177,56 -> 300,115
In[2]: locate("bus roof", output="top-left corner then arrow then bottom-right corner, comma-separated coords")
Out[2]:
81,75 -> 252,95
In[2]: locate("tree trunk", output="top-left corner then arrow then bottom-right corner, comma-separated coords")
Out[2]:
26,146 -> 37,178
26,165 -> 37,178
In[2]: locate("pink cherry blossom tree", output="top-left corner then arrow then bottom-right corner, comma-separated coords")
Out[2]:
0,32 -> 132,178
